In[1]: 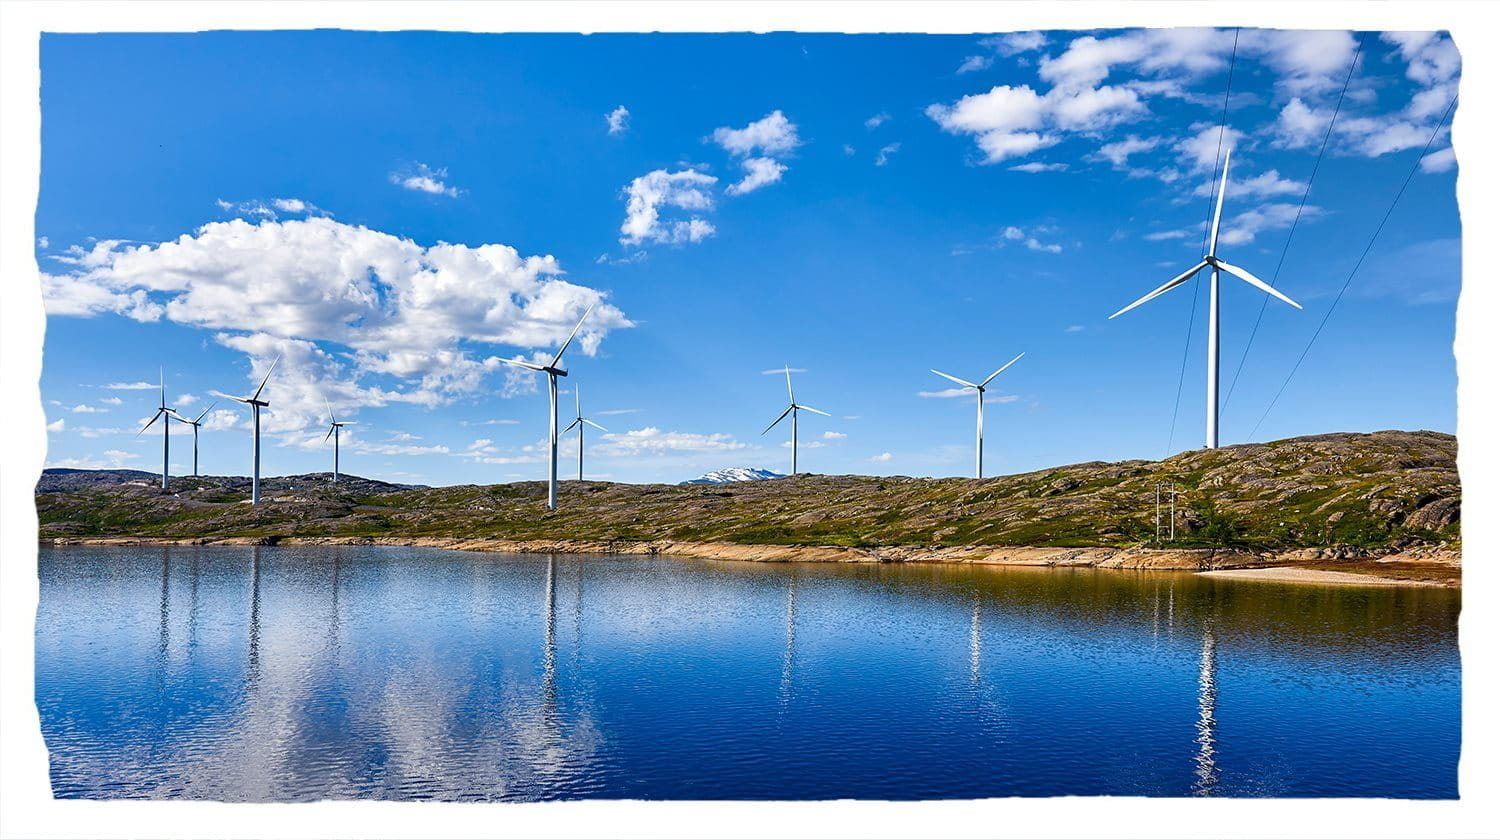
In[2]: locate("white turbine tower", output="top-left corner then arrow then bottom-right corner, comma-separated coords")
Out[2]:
761,366 -> 829,476
323,399 -> 357,484
563,385 -> 607,482
175,401 -> 217,477
211,356 -> 279,505
136,368 -> 183,490
1109,147 -> 1303,449
501,304 -> 595,511
930,352 -> 1024,479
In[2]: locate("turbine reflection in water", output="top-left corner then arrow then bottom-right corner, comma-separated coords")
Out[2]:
1192,618 -> 1220,796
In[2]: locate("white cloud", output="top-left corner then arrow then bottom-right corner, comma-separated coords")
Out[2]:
712,110 -> 801,157
1420,146 -> 1456,174
841,144 -> 857,156
957,55 -> 993,75
926,80 -> 1143,163
103,381 -> 157,390
595,408 -> 642,417
46,418 -> 65,433
606,105 -> 631,136
871,452 -> 893,463
459,418 -> 520,426
1175,125 -> 1245,173
822,431 -> 847,440
1271,98 -> 1327,149
42,217 -> 630,435
1026,237 -> 1062,254
1000,225 -> 1062,253
70,404 -> 106,414
726,157 -> 788,195
918,387 -> 974,399
875,143 -> 901,167
595,427 -> 747,456
176,393 -> 199,407
1145,229 -> 1192,242
619,168 -> 719,245
1066,325 -> 1086,333
864,112 -> 891,129
99,396 -> 123,405
1097,134 -> 1162,166
389,163 -> 460,198
989,32 -> 1048,57
1218,202 -> 1322,247
1190,169 -> 1306,200
45,449 -> 142,470
1008,161 -> 1068,173
38,236 -> 49,249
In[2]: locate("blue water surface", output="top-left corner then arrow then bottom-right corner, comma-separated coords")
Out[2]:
35,545 -> 1460,800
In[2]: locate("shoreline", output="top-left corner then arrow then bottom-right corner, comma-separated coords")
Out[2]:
42,535 -> 1461,588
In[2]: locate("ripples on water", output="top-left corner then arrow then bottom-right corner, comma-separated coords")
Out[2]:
35,546 -> 1460,800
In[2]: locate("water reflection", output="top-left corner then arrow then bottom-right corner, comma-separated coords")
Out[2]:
35,547 -> 1461,801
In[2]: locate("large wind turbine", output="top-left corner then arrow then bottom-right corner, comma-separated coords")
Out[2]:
501,304 -> 595,511
1109,147 -> 1303,449
323,399 -> 357,483
930,352 -> 1024,479
211,356 -> 279,505
136,368 -> 183,490
175,401 -> 217,477
761,366 -> 829,475
563,385 -> 607,482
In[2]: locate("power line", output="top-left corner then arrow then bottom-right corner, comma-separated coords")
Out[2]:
1167,27 -> 1239,455
1223,33 -> 1365,415
1248,92 -> 1458,440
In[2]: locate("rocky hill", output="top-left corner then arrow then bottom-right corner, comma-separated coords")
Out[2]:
35,431 -> 1458,553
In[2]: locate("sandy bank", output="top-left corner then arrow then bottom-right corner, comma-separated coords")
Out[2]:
45,535 -> 1460,586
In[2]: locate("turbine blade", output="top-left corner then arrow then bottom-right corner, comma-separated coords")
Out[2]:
785,365 -> 795,403
979,352 -> 1026,388
1209,147 -> 1232,255
564,418 -> 581,432
324,425 -> 335,442
550,303 -> 596,368
209,389 -> 252,404
194,402 -> 217,424
931,369 -> 978,389
326,396 -> 335,425
795,404 -> 831,417
1216,259 -> 1303,309
250,355 -> 280,402
761,405 -> 794,435
582,418 -> 608,431
340,420 -> 359,425
137,410 -> 162,436
159,367 -> 165,409
575,386 -> 581,419
1108,260 -> 1208,319
500,357 -> 546,372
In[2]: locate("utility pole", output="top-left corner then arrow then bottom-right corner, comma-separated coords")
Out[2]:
1170,487 -> 1178,542
1155,483 -> 1163,544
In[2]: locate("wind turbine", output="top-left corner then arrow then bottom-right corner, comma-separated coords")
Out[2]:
563,385 -> 607,481
323,399 -> 357,483
930,352 -> 1024,479
501,304 -> 595,511
211,356 -> 279,505
1109,147 -> 1303,449
135,368 -> 183,490
175,401 -> 217,477
761,366 -> 829,475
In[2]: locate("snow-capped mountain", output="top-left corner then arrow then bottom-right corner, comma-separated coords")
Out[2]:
681,467 -> 786,485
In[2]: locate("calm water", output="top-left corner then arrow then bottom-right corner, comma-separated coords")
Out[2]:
35,545 -> 1460,800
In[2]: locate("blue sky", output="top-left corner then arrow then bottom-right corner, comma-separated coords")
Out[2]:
36,29 -> 1460,485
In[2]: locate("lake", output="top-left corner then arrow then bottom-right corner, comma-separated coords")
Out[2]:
35,545 -> 1460,800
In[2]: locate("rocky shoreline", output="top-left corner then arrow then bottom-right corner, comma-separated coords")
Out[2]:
43,535 -> 1462,587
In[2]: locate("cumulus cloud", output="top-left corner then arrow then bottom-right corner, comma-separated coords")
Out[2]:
1217,202 -> 1321,246
712,110 -> 801,157
606,105 -> 630,135
99,396 -> 123,405
389,163 -> 460,197
104,381 -> 158,390
999,224 -> 1063,253
595,427 -> 747,456
822,431 -> 847,440
864,112 -> 891,129
1009,161 -> 1068,173
47,418 -> 65,433
875,143 -> 901,167
619,169 -> 719,245
957,55 -> 993,75
1420,146 -> 1456,173
70,404 -> 106,414
871,452 -> 893,463
726,157 -> 787,195
42,216 -> 630,438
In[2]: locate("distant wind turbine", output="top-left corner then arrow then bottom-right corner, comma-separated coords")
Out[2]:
323,399 -> 357,483
501,304 -> 595,511
211,356 -> 279,505
761,365 -> 829,475
175,401 -> 217,477
930,352 -> 1024,478
563,385 -> 607,481
1109,147 -> 1302,449
135,368 -> 183,490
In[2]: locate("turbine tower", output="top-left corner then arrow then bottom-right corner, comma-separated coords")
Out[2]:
930,352 -> 1024,478
323,399 -> 357,483
761,366 -> 829,475
1109,147 -> 1303,449
136,368 -> 183,490
211,356 -> 279,505
501,304 -> 595,511
563,385 -> 607,482
175,401 -> 217,477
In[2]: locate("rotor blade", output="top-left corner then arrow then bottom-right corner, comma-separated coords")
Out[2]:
794,404 -> 831,417
194,401 -> 217,424
564,418 -> 581,432
500,357 -> 546,372
159,367 -> 165,409
582,418 -> 608,432
165,408 -> 191,423
979,352 -> 1026,388
1216,259 -> 1303,309
137,409 -> 163,436
575,386 -> 581,419
250,355 -> 280,402
324,425 -> 335,442
209,389 -> 252,404
930,369 -> 977,389
550,303 -> 596,368
340,420 -> 358,425
1108,260 -> 1208,319
761,405 -> 794,435
1209,147 -> 1232,255
785,365 -> 795,403
325,396 -> 335,425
